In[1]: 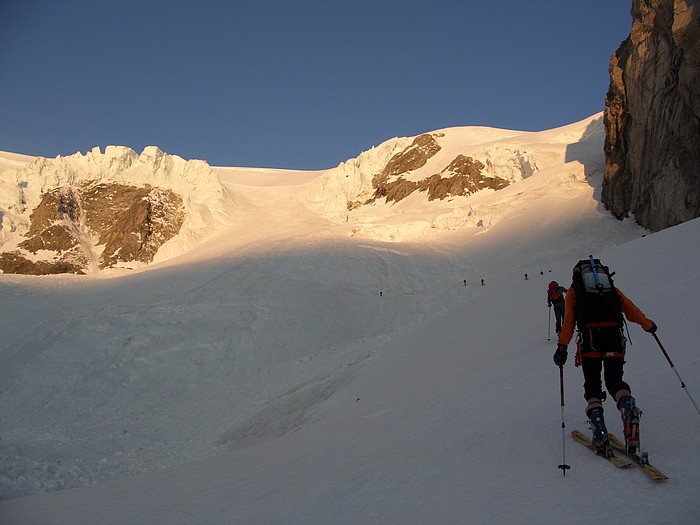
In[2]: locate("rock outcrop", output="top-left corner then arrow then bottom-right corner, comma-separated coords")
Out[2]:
366,134 -> 509,205
0,146 -> 227,274
603,0 -> 700,230
0,183 -> 184,274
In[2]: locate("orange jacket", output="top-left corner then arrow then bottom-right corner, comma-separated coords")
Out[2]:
557,287 -> 652,346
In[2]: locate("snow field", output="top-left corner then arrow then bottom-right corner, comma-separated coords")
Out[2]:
1,115 -> 698,523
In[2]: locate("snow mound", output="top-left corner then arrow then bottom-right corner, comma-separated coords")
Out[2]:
308,114 -> 605,242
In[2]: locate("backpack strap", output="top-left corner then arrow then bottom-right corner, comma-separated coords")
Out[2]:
581,321 -> 620,329
580,351 -> 626,360
574,331 -> 624,361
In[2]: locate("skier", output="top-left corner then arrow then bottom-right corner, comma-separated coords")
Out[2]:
547,281 -> 567,335
552,259 -> 657,456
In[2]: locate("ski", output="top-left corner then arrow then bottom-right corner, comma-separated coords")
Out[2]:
571,430 -> 632,468
607,433 -> 668,481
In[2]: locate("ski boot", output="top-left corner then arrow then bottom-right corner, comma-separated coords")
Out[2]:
617,394 -> 641,455
586,403 -> 613,458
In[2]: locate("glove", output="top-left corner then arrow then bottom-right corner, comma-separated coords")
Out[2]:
553,344 -> 568,367
645,320 -> 657,333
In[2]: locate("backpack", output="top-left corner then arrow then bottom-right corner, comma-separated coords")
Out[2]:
571,256 -> 623,329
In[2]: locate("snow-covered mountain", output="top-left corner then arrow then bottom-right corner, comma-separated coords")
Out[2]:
307,115 -> 603,241
1,114 -> 698,524
1,114 -> 603,272
0,146 -> 231,273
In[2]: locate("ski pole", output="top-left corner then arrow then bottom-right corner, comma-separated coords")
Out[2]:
547,305 -> 552,341
652,333 -> 700,416
558,365 -> 571,475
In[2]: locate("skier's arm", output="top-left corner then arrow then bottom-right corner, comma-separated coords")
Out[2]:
617,289 -> 653,331
557,288 -> 576,345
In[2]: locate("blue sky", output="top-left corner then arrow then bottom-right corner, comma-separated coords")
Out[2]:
1,1 -> 632,170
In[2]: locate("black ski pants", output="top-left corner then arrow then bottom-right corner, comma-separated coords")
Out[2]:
552,299 -> 565,333
579,326 -> 630,401
581,357 -> 630,402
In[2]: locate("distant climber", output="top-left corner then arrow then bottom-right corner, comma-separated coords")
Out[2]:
547,280 -> 567,334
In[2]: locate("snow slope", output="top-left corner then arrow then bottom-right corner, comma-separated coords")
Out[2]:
1,116 -> 699,524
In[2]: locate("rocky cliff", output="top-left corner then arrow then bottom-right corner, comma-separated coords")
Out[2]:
0,146 -> 228,274
312,128 -> 527,221
366,134 -> 509,205
0,183 -> 185,274
603,0 -> 700,230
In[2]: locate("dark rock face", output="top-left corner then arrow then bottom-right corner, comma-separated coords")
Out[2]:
427,155 -> 509,200
603,0 -> 700,231
367,134 -> 509,205
82,184 -> 185,269
0,183 -> 185,274
0,251 -> 84,275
